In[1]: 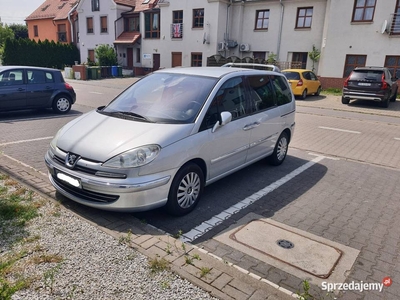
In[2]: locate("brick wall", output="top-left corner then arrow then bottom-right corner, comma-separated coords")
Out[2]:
319,77 -> 346,90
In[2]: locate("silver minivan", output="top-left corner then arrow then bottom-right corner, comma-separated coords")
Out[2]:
45,67 -> 295,215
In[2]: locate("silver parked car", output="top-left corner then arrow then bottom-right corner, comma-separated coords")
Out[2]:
45,67 -> 295,215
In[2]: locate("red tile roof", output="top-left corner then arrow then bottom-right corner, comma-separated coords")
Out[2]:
25,0 -> 78,21
114,31 -> 141,44
133,0 -> 158,12
114,0 -> 135,7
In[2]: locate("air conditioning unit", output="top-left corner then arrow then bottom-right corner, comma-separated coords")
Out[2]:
217,42 -> 226,51
239,43 -> 250,52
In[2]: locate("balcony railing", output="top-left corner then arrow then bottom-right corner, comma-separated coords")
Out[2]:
171,23 -> 183,38
388,13 -> 400,35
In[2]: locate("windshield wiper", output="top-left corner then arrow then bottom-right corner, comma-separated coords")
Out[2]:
101,110 -> 153,122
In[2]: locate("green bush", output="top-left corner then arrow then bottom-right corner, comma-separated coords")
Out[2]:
1,38 -> 79,69
95,44 -> 117,66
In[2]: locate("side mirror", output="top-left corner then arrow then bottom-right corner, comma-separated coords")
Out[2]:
212,111 -> 232,133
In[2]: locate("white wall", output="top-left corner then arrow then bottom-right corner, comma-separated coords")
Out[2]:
319,0 -> 400,78
77,0 -> 130,64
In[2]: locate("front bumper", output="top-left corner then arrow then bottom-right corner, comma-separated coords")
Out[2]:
45,150 -> 172,212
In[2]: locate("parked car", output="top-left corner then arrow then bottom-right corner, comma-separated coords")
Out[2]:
342,66 -> 398,108
45,67 -> 295,216
222,62 -> 281,73
0,66 -> 76,114
282,69 -> 322,99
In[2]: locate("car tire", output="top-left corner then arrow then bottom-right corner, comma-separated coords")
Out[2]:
390,87 -> 398,102
268,132 -> 289,166
341,96 -> 350,104
166,163 -> 204,216
300,89 -> 307,100
53,95 -> 71,114
381,97 -> 389,108
315,86 -> 322,96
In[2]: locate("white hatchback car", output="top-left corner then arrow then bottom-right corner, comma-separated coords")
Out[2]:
45,67 -> 295,215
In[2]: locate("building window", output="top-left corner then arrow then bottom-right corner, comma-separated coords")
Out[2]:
92,0 -> 99,11
87,17 -> 94,34
34,25 -> 38,37
100,16 -> 108,33
191,53 -> 202,66
352,0 -> 376,22
253,52 -> 266,60
145,12 -> 160,38
136,48 -> 141,63
88,49 -> 95,64
385,56 -> 400,79
57,24 -> 67,42
193,9 -> 204,28
343,54 -> 367,77
173,10 -> 183,23
296,7 -> 313,28
255,10 -> 269,30
125,16 -> 140,32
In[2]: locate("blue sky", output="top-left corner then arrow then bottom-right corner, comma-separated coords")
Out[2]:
0,0 -> 44,25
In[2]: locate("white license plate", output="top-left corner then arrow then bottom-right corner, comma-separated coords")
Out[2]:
358,82 -> 371,86
56,171 -> 81,188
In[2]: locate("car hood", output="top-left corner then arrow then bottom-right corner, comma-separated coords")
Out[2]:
56,110 -> 195,162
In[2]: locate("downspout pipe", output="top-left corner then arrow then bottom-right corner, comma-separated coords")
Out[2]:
277,0 -> 284,60
67,3 -> 79,43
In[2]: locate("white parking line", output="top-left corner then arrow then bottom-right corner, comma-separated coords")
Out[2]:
180,156 -> 325,243
318,126 -> 361,134
395,138 -> 400,141
0,136 -> 53,146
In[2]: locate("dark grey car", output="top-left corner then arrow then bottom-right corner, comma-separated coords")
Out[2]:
342,66 -> 398,108
0,66 -> 76,114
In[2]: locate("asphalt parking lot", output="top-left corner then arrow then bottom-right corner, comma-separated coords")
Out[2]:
1,76 -> 399,300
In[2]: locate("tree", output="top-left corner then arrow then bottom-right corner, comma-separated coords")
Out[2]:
0,23 -> 14,47
308,44 -> 321,72
95,44 -> 117,66
8,24 -> 28,39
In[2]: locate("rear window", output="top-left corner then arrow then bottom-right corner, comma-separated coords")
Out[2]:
350,70 -> 383,81
282,72 -> 300,80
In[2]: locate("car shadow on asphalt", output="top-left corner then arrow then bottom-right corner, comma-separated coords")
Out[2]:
0,109 -> 82,122
53,154 -> 328,243
295,95 -> 326,102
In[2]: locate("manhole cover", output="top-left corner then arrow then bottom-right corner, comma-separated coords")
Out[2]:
277,239 -> 294,249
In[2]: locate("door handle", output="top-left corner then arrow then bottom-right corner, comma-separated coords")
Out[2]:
243,122 -> 260,131
17,88 -> 25,91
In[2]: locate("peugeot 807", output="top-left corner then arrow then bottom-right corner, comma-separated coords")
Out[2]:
45,67 -> 296,216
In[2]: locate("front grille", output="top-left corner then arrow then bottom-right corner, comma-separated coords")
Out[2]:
53,155 -> 98,175
52,175 -> 119,203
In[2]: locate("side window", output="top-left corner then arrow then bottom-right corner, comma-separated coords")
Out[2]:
310,72 -> 318,81
200,77 -> 246,131
28,70 -> 46,84
45,72 -> 54,83
247,75 -> 276,110
302,72 -> 311,80
0,70 -> 24,86
272,75 -> 292,106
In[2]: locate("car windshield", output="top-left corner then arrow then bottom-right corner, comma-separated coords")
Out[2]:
282,72 -> 300,80
350,70 -> 383,81
101,73 -> 217,124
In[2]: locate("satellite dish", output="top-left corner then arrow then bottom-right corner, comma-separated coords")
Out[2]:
381,20 -> 388,34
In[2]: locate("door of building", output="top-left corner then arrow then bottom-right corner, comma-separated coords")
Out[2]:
172,52 -> 182,67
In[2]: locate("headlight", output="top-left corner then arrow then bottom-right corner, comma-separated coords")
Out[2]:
50,129 -> 62,151
103,145 -> 161,168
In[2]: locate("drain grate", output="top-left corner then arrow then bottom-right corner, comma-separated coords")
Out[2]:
277,239 -> 294,249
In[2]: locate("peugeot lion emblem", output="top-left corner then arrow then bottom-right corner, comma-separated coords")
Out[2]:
65,153 -> 80,168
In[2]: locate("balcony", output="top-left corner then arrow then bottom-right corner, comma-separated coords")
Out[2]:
171,23 -> 183,39
388,13 -> 400,35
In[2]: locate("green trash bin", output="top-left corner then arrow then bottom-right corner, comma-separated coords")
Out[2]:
117,66 -> 122,77
94,66 -> 101,79
88,67 -> 97,80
